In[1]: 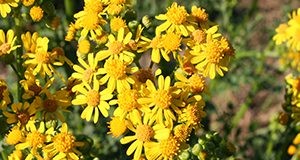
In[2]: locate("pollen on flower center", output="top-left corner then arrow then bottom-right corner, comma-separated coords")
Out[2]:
188,74 -> 205,93
82,68 -> 94,82
26,131 -> 46,148
160,136 -> 180,158
87,90 -> 100,106
30,6 -> 44,22
162,32 -> 181,52
186,104 -> 206,126
136,124 -> 154,142
205,41 -> 224,63
36,52 -> 50,63
17,111 -> 31,125
118,89 -> 139,112
105,59 -> 126,79
0,43 -> 10,55
6,128 -> 24,145
108,41 -> 124,55
53,132 -> 75,153
108,117 -> 127,137
166,3 -> 188,25
192,29 -> 206,43
83,13 -> 100,30
150,36 -> 161,49
43,99 -> 58,112
154,89 -> 172,109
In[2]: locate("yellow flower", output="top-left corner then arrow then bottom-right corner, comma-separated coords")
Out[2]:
286,74 -> 300,97
8,149 -> 23,160
16,120 -> 54,159
77,38 -> 91,57
179,103 -> 206,127
22,0 -> 35,6
20,69 -> 54,99
65,23 -> 77,41
3,102 -> 36,125
110,16 -> 127,32
173,124 -> 191,143
0,79 -> 11,109
98,57 -> 138,93
21,31 -> 39,53
83,0 -> 103,13
0,29 -> 20,56
160,32 -> 182,62
33,90 -> 72,122
190,26 -> 234,79
140,35 -> 164,63
5,126 -> 25,145
191,5 -> 208,23
30,6 -> 44,22
138,75 -> 184,127
74,8 -> 106,39
144,135 -> 181,160
72,78 -> 113,123
273,23 -> 289,45
96,28 -> 135,63
0,0 -> 19,18
175,71 -> 206,94
155,2 -> 194,36
44,123 -> 84,160
110,88 -> 150,121
71,53 -> 100,86
23,37 -> 58,77
120,113 -> 170,160
108,116 -> 128,137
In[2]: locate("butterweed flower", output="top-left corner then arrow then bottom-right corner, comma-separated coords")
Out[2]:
44,123 -> 84,160
0,0 -> 19,17
3,102 -> 36,125
5,126 -> 25,145
108,116 -> 128,137
0,79 -> 11,109
110,16 -> 127,32
30,6 -> 44,22
21,32 -> 39,53
0,29 -> 20,56
22,0 -> 35,6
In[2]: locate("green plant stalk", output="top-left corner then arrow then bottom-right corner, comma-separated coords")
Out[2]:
64,0 -> 75,18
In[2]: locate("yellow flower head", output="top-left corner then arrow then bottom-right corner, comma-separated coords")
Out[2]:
179,103 -> 206,127
5,126 -> 25,145
30,6 -> 44,22
72,77 -> 113,123
96,28 -> 135,63
98,57 -> 137,93
65,23 -> 77,41
8,149 -> 23,160
273,23 -> 289,45
191,5 -> 208,23
108,116 -> 127,137
0,0 -> 19,18
0,29 -> 20,56
174,124 -> 191,142
3,102 -> 36,125
110,16 -> 127,32
22,0 -> 35,6
84,0 -> 103,13
155,2 -> 194,36
44,123 -> 84,160
77,39 -> 91,56
175,71 -> 206,94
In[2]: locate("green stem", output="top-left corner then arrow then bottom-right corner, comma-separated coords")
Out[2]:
1,150 -> 7,160
64,0 -> 75,19
10,64 -> 21,80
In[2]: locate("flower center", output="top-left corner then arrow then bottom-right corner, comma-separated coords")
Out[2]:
28,84 -> 42,96
134,68 -> 154,83
30,6 -> 44,22
205,40 -> 224,63
104,59 -> 126,79
108,117 -> 127,137
22,0 -> 35,6
53,132 -> 75,153
174,124 -> 190,142
0,85 -> 7,99
26,131 -> 46,148
84,1 -> 103,13
118,89 -> 139,112
87,90 -> 100,106
110,17 -> 126,32
0,43 -> 10,55
150,36 -> 161,49
154,89 -> 172,109
192,29 -> 206,43
188,74 -> 205,93
36,52 -> 50,64
191,6 -> 208,22
186,104 -> 206,126
136,124 -> 154,142
108,41 -> 124,55
6,128 -> 24,145
82,68 -> 94,82
162,32 -> 181,52
43,99 -> 58,113
82,13 -> 100,30
160,136 -> 180,158
78,39 -> 90,54
17,111 -> 31,125
166,3 -> 187,25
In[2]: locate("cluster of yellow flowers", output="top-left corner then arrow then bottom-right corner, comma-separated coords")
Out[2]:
273,8 -> 300,71
273,7 -> 300,158
0,0 -> 235,159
